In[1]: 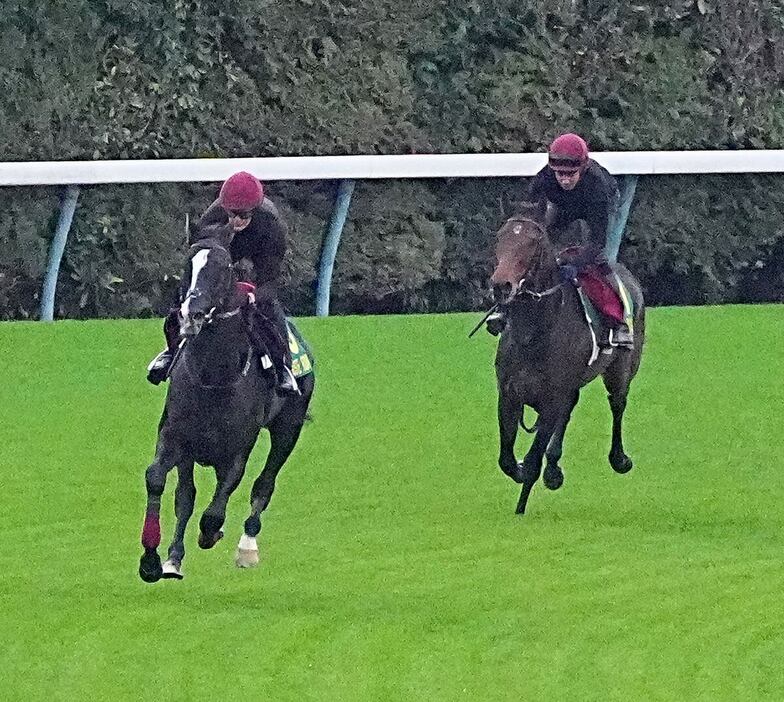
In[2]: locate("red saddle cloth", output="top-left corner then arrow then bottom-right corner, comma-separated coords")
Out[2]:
576,267 -> 624,324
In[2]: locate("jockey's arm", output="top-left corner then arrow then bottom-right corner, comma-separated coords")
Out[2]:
253,258 -> 283,300
248,200 -> 288,299
576,206 -> 611,268
525,167 -> 548,206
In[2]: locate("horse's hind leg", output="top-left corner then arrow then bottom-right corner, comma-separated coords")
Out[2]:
603,363 -> 634,474
237,409 -> 307,568
162,459 -> 195,580
139,441 -> 180,583
198,449 -> 251,550
543,391 -> 579,491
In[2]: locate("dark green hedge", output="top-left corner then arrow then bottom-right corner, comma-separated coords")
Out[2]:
0,1 -> 782,318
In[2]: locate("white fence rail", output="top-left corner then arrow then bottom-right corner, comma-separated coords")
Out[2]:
1,150 -> 783,187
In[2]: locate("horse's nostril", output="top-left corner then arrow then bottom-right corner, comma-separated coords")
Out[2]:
192,311 -> 205,321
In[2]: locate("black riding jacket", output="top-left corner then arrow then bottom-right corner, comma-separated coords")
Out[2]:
528,159 -> 618,262
194,197 -> 288,298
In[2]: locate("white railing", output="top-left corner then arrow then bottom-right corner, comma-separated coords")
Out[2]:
1,150 -> 783,186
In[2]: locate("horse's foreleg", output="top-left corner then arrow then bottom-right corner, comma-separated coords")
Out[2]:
498,390 -> 524,484
237,410 -> 306,568
603,367 -> 634,474
139,442 -> 180,583
516,415 -> 557,515
543,391 -> 580,490
162,460 -> 196,579
198,451 -> 250,550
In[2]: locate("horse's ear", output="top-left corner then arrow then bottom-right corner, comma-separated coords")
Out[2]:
513,199 -> 546,221
186,213 -> 198,244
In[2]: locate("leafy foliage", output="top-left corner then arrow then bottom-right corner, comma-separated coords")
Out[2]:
0,0 -> 782,318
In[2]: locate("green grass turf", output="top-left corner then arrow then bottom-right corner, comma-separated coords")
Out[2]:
1,305 -> 783,701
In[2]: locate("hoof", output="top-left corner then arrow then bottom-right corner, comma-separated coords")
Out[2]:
235,548 -> 260,569
139,549 -> 162,583
198,529 -> 224,550
543,464 -> 564,490
500,461 -> 525,484
610,453 -> 633,474
161,559 -> 184,580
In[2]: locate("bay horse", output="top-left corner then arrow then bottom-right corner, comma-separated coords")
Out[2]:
491,199 -> 645,515
139,226 -> 315,582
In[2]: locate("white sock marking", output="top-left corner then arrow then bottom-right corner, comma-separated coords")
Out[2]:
239,534 -> 258,551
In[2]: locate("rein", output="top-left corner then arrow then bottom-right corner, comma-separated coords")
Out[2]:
518,280 -> 565,301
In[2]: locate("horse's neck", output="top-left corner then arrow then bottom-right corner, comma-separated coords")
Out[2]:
186,314 -> 250,386
506,257 -> 565,350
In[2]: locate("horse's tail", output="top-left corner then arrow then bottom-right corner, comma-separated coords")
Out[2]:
520,405 -> 538,434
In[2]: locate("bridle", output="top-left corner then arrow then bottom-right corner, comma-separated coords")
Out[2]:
177,240 -> 254,387
499,217 -> 565,303
468,216 -> 567,339
182,240 -> 244,326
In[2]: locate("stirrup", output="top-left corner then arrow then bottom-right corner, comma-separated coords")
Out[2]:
278,366 -> 300,396
609,327 -> 634,349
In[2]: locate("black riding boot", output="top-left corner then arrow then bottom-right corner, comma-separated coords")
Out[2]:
147,349 -> 174,385
486,311 -> 507,336
604,273 -> 634,348
249,297 -> 300,396
270,310 -> 299,396
147,310 -> 180,385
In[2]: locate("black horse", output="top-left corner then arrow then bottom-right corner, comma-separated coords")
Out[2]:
491,200 -> 645,515
139,227 -> 315,582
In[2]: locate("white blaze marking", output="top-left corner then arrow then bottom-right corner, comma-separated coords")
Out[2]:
181,248 -> 210,318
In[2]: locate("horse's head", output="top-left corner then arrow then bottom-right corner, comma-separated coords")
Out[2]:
180,227 -> 238,337
491,199 -> 552,304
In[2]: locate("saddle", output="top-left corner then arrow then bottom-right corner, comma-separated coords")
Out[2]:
558,248 -> 634,357
557,247 -> 630,323
576,266 -> 625,325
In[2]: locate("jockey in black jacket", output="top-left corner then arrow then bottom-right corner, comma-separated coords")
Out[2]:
487,133 -> 633,347
147,171 -> 299,394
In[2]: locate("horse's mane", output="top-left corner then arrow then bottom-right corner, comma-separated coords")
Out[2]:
509,198 -> 547,225
188,220 -> 234,250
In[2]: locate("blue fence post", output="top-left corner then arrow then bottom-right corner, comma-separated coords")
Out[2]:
40,185 -> 80,321
316,179 -> 355,317
605,174 -> 638,263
